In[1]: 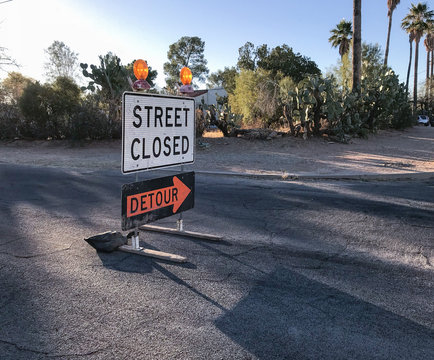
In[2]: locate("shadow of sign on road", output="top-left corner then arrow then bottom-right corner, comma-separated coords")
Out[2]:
215,267 -> 434,360
95,242 -> 227,312
95,239 -> 197,275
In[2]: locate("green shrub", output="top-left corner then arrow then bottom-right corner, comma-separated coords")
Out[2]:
18,82 -> 50,139
0,103 -> 20,139
279,69 -> 411,141
18,77 -> 81,139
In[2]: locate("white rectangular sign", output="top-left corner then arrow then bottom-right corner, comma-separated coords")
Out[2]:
122,92 -> 195,174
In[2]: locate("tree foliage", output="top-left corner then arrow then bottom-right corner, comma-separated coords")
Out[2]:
278,70 -> 411,142
330,43 -> 386,91
231,42 -> 321,127
329,19 -> 353,58
80,52 -> 159,137
207,66 -> 238,94
237,42 -> 257,71
163,36 -> 209,91
81,53 -> 157,98
44,41 -> 79,81
0,30 -> 416,142
0,46 -> 18,72
258,44 -> 320,82
80,52 -> 128,100
362,43 -> 385,84
229,69 -> 271,125
80,52 -> 127,137
18,77 -> 81,139
237,42 -> 320,83
384,0 -> 401,66
0,102 -> 20,139
0,72 -> 33,104
401,2 -> 434,109
228,38 -> 411,139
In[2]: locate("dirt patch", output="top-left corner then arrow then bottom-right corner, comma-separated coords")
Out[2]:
1,127 -> 433,177
195,127 -> 434,176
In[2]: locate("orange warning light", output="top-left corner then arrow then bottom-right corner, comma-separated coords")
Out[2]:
180,67 -> 192,85
133,59 -> 149,80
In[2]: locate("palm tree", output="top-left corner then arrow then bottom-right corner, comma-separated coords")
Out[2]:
329,19 -> 353,58
424,33 -> 432,78
352,0 -> 362,92
402,30 -> 415,95
401,2 -> 434,110
424,26 -> 434,99
384,0 -> 401,66
424,23 -> 434,79
430,33 -> 434,78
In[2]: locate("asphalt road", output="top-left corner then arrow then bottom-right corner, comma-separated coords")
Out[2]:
0,163 -> 433,359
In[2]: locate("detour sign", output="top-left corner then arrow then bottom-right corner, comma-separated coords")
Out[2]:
121,172 -> 194,231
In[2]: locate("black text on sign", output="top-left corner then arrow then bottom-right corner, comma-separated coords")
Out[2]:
122,93 -> 195,173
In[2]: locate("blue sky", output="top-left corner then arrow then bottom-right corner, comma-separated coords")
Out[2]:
1,0 -> 431,88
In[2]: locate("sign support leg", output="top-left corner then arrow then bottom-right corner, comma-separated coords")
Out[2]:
119,171 -> 187,262
177,164 -> 185,231
133,173 -> 141,249
177,209 -> 184,232
131,228 -> 140,250
140,224 -> 223,241
119,226 -> 187,263
140,165 -> 222,242
118,243 -> 187,263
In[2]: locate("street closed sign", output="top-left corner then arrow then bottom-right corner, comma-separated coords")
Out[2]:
122,92 -> 195,173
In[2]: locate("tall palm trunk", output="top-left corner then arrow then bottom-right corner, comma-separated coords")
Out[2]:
406,37 -> 413,94
429,50 -> 433,101
429,50 -> 434,101
384,11 -> 393,66
352,0 -> 362,92
413,39 -> 420,111
427,49 -> 431,99
431,50 -> 434,77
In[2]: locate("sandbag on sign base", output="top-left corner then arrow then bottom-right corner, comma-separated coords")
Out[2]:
84,231 -> 127,252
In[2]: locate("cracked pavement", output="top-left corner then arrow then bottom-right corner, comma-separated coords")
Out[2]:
0,162 -> 433,359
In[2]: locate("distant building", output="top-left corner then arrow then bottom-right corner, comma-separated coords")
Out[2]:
189,87 -> 227,108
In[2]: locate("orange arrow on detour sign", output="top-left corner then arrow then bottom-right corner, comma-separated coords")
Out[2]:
122,172 -> 194,231
127,176 -> 191,217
